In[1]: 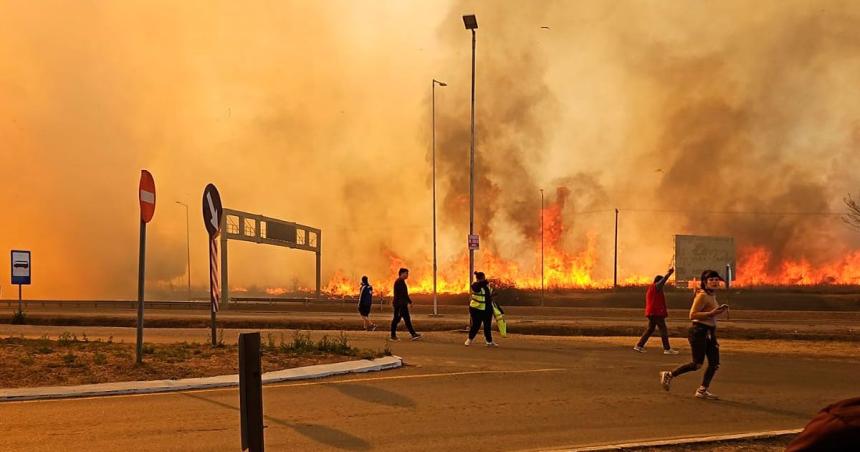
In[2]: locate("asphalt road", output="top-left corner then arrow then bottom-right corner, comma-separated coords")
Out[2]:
1,329 -> 856,451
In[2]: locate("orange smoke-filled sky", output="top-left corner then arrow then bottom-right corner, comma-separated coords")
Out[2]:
2,1 -> 860,299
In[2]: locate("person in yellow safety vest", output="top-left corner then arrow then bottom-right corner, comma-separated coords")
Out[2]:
465,271 -> 498,347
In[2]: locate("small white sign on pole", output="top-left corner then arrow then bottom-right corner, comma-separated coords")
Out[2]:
468,234 -> 480,251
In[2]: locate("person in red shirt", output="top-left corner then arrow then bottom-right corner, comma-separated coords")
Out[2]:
634,267 -> 679,354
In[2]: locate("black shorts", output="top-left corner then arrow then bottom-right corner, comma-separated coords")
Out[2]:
358,304 -> 371,317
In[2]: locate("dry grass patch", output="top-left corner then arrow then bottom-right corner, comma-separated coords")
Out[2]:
0,331 -> 386,389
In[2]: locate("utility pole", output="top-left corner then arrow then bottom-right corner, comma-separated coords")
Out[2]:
463,14 -> 478,287
614,208 -> 619,289
540,188 -> 545,307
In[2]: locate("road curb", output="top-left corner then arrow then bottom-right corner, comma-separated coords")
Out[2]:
0,355 -> 402,403
546,429 -> 802,451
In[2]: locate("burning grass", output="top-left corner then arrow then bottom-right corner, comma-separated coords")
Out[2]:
0,331 -> 387,389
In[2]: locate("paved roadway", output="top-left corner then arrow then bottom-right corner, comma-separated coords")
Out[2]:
1,327 -> 857,451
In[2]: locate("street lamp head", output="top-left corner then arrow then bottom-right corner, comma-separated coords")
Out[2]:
463,14 -> 478,30
433,79 -> 447,87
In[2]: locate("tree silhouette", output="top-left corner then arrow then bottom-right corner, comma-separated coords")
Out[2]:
844,193 -> 860,230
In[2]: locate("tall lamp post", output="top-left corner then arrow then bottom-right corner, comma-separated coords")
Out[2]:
432,78 -> 447,316
540,188 -> 544,307
176,201 -> 192,301
463,14 -> 478,287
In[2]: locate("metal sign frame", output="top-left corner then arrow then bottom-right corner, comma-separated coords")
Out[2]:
11,250 -> 31,285
220,208 -> 321,303
673,234 -> 736,286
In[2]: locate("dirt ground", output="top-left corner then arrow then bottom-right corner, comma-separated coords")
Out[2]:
0,331 -> 385,388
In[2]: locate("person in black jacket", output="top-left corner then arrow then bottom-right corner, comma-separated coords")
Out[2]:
390,268 -> 421,341
358,276 -> 377,331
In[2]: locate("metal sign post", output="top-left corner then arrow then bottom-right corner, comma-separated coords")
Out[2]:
239,332 -> 264,452
203,184 -> 223,347
137,170 -> 156,364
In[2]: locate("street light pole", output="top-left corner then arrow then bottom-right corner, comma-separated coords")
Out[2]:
463,14 -> 478,288
540,188 -> 544,307
432,79 -> 447,316
176,201 -> 191,301
614,208 -> 619,289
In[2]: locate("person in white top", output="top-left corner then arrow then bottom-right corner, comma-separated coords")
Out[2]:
659,270 -> 729,400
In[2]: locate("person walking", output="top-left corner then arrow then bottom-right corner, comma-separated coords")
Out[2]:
660,270 -> 729,400
390,268 -> 421,341
358,276 -> 377,331
634,267 -> 679,354
465,271 -> 497,347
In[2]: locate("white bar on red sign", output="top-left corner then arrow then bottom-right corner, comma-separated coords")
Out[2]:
140,190 -> 155,204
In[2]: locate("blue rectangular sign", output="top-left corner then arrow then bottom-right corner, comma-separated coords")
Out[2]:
11,250 -> 31,285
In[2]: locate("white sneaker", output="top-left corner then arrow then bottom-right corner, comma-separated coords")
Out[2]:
695,388 -> 719,400
464,338 -> 472,346
485,341 -> 498,347
663,349 -> 680,355
633,346 -> 646,353
410,334 -> 423,341
660,371 -> 672,391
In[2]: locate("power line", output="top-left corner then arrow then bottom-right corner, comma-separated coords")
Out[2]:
618,208 -> 844,216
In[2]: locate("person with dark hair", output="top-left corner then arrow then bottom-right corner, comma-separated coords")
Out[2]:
465,271 -> 497,347
634,267 -> 679,354
390,268 -> 421,341
358,276 -> 377,331
660,269 -> 729,400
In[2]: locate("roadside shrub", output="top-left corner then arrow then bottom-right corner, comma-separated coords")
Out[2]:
58,332 -> 75,346
63,352 -> 76,365
285,331 -> 315,354
93,352 -> 107,365
11,311 -> 26,324
34,335 -> 53,354
317,332 -> 356,356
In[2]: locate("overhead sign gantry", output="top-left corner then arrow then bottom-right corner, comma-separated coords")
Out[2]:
219,208 -> 321,303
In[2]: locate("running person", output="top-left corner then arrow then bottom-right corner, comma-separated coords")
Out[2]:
634,267 -> 679,354
390,268 -> 422,341
660,270 -> 729,399
465,271 -> 497,347
358,276 -> 377,331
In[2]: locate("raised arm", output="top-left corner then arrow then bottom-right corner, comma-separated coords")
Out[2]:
655,268 -> 675,291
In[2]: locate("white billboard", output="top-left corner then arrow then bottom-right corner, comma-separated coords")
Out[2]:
674,235 -> 735,283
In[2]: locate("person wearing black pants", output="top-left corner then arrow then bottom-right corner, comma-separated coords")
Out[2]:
634,267 -> 678,354
390,268 -> 421,341
661,270 -> 728,400
465,271 -> 497,347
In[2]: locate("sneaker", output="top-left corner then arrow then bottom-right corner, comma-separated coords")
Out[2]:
633,346 -> 646,353
695,388 -> 719,400
660,371 -> 672,391
389,337 -> 400,342
410,334 -> 423,341
464,338 -> 472,346
486,341 -> 498,347
663,349 -> 680,355
371,324 -> 378,332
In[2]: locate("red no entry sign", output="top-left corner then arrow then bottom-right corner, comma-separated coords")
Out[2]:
139,170 -> 156,223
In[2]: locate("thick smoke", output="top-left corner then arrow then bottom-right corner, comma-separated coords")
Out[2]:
2,1 -> 860,299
